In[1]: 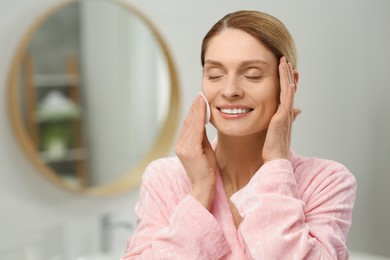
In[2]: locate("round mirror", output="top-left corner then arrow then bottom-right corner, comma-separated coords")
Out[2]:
7,0 -> 180,195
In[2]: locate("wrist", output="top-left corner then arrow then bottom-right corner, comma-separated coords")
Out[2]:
191,185 -> 214,210
263,152 -> 289,164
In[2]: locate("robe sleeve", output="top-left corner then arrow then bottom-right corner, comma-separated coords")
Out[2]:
230,159 -> 356,260
121,160 -> 230,260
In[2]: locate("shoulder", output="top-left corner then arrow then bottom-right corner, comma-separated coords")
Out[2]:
290,151 -> 357,195
141,156 -> 191,194
291,151 -> 354,178
143,156 -> 182,176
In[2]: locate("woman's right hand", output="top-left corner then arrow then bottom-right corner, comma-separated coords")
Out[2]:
175,93 -> 217,210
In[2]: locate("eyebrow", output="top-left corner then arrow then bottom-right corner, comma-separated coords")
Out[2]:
204,60 -> 223,67
241,59 -> 269,67
204,59 -> 269,67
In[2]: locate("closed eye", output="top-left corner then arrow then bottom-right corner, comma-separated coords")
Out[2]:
242,67 -> 263,81
208,75 -> 223,80
204,67 -> 225,81
244,76 -> 262,80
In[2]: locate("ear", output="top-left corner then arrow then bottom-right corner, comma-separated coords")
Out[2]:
293,69 -> 299,90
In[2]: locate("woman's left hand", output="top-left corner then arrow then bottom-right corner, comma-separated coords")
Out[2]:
262,57 -> 301,163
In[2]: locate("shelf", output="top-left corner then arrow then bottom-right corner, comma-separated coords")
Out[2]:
34,111 -> 81,123
40,148 -> 86,163
23,53 -> 88,186
34,74 -> 79,88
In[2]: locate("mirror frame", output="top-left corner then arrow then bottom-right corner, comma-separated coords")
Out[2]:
7,0 -> 180,196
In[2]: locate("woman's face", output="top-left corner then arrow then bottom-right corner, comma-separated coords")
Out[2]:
202,28 -> 279,137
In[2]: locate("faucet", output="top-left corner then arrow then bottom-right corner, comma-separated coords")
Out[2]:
101,213 -> 133,253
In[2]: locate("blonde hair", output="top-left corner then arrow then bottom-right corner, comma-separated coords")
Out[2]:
201,10 -> 297,69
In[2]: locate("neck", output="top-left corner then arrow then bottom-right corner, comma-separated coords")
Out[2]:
216,130 -> 266,192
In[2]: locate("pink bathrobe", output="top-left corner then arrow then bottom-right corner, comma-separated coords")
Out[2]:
122,144 -> 356,259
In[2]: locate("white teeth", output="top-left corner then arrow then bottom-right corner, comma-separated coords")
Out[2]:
220,108 -> 251,115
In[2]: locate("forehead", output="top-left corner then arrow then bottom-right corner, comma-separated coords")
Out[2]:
204,28 -> 277,66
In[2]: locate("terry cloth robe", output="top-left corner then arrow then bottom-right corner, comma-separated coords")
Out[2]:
122,143 -> 356,260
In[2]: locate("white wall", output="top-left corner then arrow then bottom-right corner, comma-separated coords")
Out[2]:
0,0 -> 389,259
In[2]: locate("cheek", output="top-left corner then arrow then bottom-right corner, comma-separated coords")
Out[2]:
201,78 -> 208,94
201,82 -> 218,102
268,79 -> 280,104
256,83 -> 279,106
258,97 -> 278,118
253,85 -> 279,121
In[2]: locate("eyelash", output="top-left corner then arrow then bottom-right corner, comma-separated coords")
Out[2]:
205,69 -> 263,81
207,75 -> 262,81
208,75 -> 223,80
246,76 -> 261,79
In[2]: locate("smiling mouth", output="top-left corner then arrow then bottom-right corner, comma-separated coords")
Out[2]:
218,108 -> 253,115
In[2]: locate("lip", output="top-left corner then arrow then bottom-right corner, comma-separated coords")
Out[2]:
217,104 -> 253,119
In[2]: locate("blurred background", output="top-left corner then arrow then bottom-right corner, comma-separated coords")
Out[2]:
0,0 -> 389,259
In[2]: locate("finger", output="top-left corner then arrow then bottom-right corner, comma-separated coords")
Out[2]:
186,94 -> 207,126
278,57 -> 289,103
179,94 -> 206,142
202,129 -> 212,152
178,99 -> 197,143
202,129 -> 218,171
279,79 -> 296,115
287,62 -> 295,85
271,58 -> 298,128
198,93 -> 208,125
279,57 -> 295,104
284,62 -> 297,110
286,108 -> 301,152
293,108 -> 301,122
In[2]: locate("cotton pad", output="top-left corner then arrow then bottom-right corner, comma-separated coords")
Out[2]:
200,92 -> 211,124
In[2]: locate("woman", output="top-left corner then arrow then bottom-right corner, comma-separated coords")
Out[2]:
122,10 -> 356,259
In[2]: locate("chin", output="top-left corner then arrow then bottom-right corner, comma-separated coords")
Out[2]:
214,123 -> 267,137
212,114 -> 271,135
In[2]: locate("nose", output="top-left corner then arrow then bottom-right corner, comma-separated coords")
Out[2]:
221,75 -> 244,99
